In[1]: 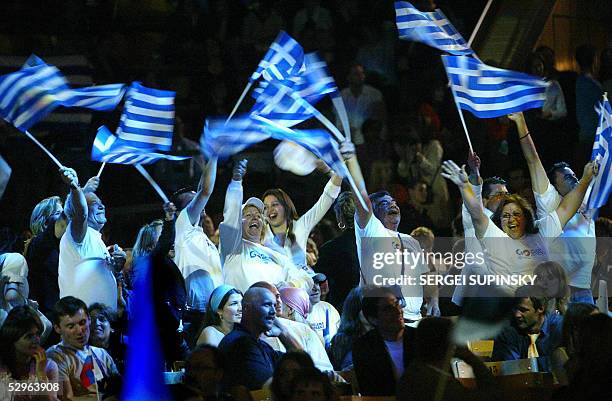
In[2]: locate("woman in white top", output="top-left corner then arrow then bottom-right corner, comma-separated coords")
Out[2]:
219,159 -> 313,293
263,171 -> 342,271
196,285 -> 243,347
441,159 -> 597,294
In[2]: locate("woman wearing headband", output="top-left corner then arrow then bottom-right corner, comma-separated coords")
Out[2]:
196,285 -> 243,347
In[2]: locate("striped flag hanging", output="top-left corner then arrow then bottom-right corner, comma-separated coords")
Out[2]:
92,126 -> 189,165
249,31 -> 305,84
115,82 -> 175,151
586,97 -> 612,210
0,54 -> 125,132
394,1 -> 474,55
201,115 -> 271,160
442,55 -> 549,118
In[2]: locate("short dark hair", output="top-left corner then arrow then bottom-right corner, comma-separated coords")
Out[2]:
172,187 -> 197,210
187,344 -> 222,371
289,368 -> 339,401
361,286 -> 400,323
547,161 -> 571,185
515,285 -> 548,312
415,317 -> 453,362
369,190 -> 391,204
575,44 -> 597,71
482,176 -> 507,199
52,296 -> 88,325
89,303 -> 116,323
491,194 -> 539,235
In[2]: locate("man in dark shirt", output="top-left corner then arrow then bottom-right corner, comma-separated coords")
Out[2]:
218,286 -> 301,392
492,287 -> 563,372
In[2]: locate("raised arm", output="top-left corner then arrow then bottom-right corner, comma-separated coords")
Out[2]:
60,167 -> 88,243
219,159 -> 248,260
298,162 -> 342,233
339,141 -> 372,229
508,112 -> 549,194
441,161 -> 489,238
185,157 -> 218,226
554,161 -> 598,227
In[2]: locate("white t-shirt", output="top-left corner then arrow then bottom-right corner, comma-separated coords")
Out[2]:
174,208 -> 223,309
307,301 -> 340,348
355,215 -> 427,320
220,180 -> 313,293
479,211 -> 562,294
264,179 -> 341,270
58,225 -> 110,299
263,317 -> 334,372
0,253 -> 29,299
534,183 -> 596,289
384,338 -> 405,380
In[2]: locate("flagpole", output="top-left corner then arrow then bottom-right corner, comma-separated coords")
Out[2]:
96,162 -> 106,178
22,130 -> 64,168
134,164 -> 169,203
226,82 -> 253,125
442,62 -> 474,153
332,95 -> 351,141
467,0 -> 493,46
287,91 -> 345,142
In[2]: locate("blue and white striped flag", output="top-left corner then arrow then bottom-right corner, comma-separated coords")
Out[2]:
442,55 -> 549,118
0,56 -> 125,131
249,31 -> 305,84
254,53 -> 337,105
92,126 -> 189,165
115,82 -> 175,151
586,97 -> 612,210
251,83 -> 315,127
394,1 -> 474,55
201,115 -> 270,160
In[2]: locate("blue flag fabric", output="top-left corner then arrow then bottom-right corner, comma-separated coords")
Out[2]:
394,1 -> 474,55
115,82 -> 176,151
92,126 -> 189,165
249,31 -> 305,84
587,98 -> 612,210
442,55 -> 549,118
0,55 -> 125,131
251,83 -> 315,127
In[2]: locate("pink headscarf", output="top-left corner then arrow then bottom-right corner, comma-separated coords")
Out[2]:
280,287 -> 310,319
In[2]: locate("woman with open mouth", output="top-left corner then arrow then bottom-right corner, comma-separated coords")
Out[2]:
219,159 -> 313,293
442,158 -> 597,295
262,166 -> 342,272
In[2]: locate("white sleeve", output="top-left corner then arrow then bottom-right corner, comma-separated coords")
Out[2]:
295,178 -> 341,236
175,209 -> 193,242
462,182 -> 483,237
283,256 -> 314,291
535,211 -> 562,238
534,183 -> 561,219
219,180 -> 244,262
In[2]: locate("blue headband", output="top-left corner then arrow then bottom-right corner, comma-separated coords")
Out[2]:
210,285 -> 236,312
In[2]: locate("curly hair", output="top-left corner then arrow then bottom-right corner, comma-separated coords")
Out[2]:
333,191 -> 356,230
491,194 -> 539,235
30,196 -> 62,236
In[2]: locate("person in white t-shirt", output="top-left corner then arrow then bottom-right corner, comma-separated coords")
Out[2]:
262,168 -> 342,272
173,157 -> 222,311
341,142 -> 428,322
306,273 -> 340,348
509,111 -> 597,304
57,167 -> 125,304
219,160 -> 313,293
441,158 -> 598,295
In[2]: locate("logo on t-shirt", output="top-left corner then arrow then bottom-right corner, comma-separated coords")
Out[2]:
249,250 -> 274,263
514,247 -> 545,258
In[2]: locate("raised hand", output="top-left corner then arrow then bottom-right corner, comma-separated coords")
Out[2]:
339,140 -> 356,160
232,159 -> 248,181
163,201 -> 177,221
33,346 -> 48,379
59,167 -> 79,188
83,176 -> 100,193
581,160 -> 599,183
441,160 -> 468,187
467,151 -> 481,174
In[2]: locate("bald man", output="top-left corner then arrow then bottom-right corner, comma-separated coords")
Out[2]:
218,287 -> 301,391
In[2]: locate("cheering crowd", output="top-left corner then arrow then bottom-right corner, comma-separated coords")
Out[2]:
1,1 -> 612,401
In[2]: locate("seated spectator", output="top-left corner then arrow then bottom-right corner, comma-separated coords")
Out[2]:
0,305 -> 59,400
288,367 -> 340,401
197,285 -> 243,347
397,317 -> 498,401
46,296 -> 120,400
329,287 -> 373,371
218,287 -> 302,392
534,261 -> 570,315
352,286 -> 417,396
171,344 -> 235,401
492,286 -> 563,371
280,287 -> 310,324
89,303 -> 126,373
411,226 -> 440,316
551,302 -> 598,385
270,351 -> 316,401
306,273 -> 340,348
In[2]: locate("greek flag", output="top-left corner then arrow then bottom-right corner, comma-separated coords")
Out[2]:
586,97 -> 612,210
394,1 -> 473,55
442,55 -> 549,118
201,116 -> 271,160
251,82 -> 315,127
254,52 -> 337,105
249,31 -> 305,84
115,82 -> 175,151
0,55 -> 125,131
92,126 -> 189,165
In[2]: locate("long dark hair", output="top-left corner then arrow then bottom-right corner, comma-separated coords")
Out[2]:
262,188 -> 299,244
330,287 -> 364,369
0,305 -> 43,378
491,194 -> 539,235
204,288 -> 242,327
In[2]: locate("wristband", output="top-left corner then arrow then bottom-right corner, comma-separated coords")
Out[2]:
519,132 -> 530,140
